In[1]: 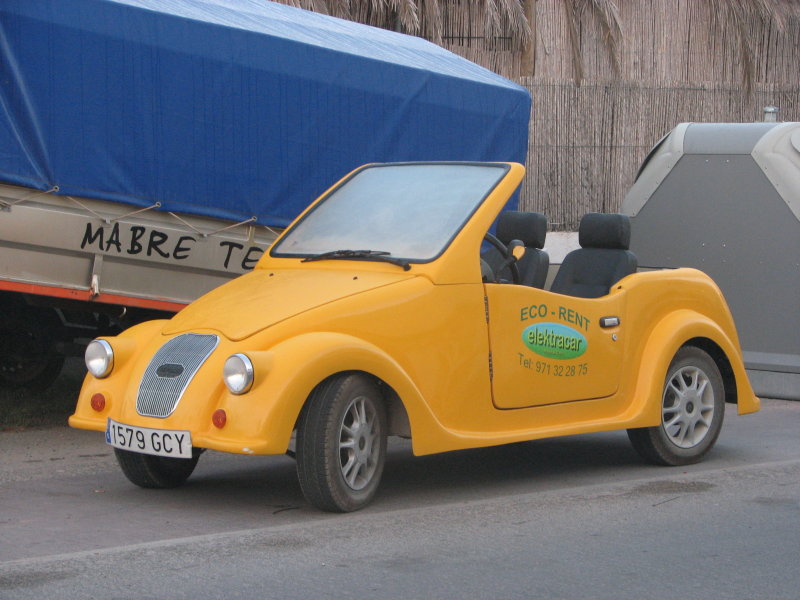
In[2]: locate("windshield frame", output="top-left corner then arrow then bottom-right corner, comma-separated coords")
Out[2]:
270,162 -> 511,266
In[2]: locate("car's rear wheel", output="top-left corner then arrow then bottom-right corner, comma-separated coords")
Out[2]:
114,448 -> 200,488
296,373 -> 387,512
628,346 -> 725,466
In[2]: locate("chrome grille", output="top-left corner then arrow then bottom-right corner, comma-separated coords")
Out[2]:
137,334 -> 219,418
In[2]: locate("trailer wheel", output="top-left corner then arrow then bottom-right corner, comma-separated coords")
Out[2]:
296,373 -> 387,512
114,448 -> 201,488
628,346 -> 725,466
0,307 -> 64,391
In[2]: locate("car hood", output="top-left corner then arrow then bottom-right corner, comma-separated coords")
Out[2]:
161,268 -> 414,341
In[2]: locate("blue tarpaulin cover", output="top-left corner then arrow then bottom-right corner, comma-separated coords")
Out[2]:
0,0 -> 531,226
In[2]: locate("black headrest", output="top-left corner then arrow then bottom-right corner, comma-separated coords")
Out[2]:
496,211 -> 547,249
578,213 -> 631,250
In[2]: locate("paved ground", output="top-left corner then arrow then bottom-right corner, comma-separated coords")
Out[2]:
0,399 -> 798,599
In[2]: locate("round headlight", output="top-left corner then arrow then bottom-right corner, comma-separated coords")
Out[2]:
85,339 -> 114,378
223,353 -> 254,395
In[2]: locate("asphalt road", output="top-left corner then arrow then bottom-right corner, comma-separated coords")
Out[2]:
1,399 -> 798,599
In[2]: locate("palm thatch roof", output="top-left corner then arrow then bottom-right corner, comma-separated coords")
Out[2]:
708,0 -> 800,92
271,0 -> 800,91
273,0 -> 533,45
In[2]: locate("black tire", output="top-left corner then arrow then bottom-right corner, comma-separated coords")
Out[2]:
296,373 -> 387,512
0,306 -> 64,391
628,346 -> 725,466
114,448 -> 200,488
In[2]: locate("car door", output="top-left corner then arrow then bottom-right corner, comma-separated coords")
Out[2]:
486,283 -> 627,409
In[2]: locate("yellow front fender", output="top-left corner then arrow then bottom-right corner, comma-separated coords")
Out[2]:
198,331 -> 446,455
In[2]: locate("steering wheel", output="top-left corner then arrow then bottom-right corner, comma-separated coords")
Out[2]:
483,233 -> 521,284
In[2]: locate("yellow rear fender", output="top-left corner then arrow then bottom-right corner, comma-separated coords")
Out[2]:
233,332 -> 445,454
625,309 -> 759,429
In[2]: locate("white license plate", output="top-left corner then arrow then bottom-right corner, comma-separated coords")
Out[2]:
105,419 -> 193,459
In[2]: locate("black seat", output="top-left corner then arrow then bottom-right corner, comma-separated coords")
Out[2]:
483,211 -> 549,287
550,213 -> 637,298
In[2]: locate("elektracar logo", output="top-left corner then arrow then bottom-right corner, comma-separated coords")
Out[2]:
522,322 -> 587,360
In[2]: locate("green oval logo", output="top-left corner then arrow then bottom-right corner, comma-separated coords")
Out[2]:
522,322 -> 587,360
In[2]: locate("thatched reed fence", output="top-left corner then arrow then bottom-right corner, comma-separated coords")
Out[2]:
520,80 -> 800,229
440,0 -> 800,228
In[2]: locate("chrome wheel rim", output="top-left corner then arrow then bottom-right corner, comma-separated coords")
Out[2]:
338,396 -> 380,491
662,365 -> 715,448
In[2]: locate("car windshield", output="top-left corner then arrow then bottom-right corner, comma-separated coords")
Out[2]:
271,163 -> 508,262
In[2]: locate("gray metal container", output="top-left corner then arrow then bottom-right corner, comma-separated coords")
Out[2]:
622,122 -> 800,400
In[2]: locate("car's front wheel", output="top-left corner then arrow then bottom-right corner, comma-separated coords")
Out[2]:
114,448 -> 201,488
296,373 -> 387,512
628,346 -> 725,466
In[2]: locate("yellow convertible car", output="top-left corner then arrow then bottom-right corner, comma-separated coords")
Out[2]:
70,162 -> 759,512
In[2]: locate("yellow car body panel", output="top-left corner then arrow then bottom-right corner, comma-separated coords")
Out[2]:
70,162 -> 758,461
